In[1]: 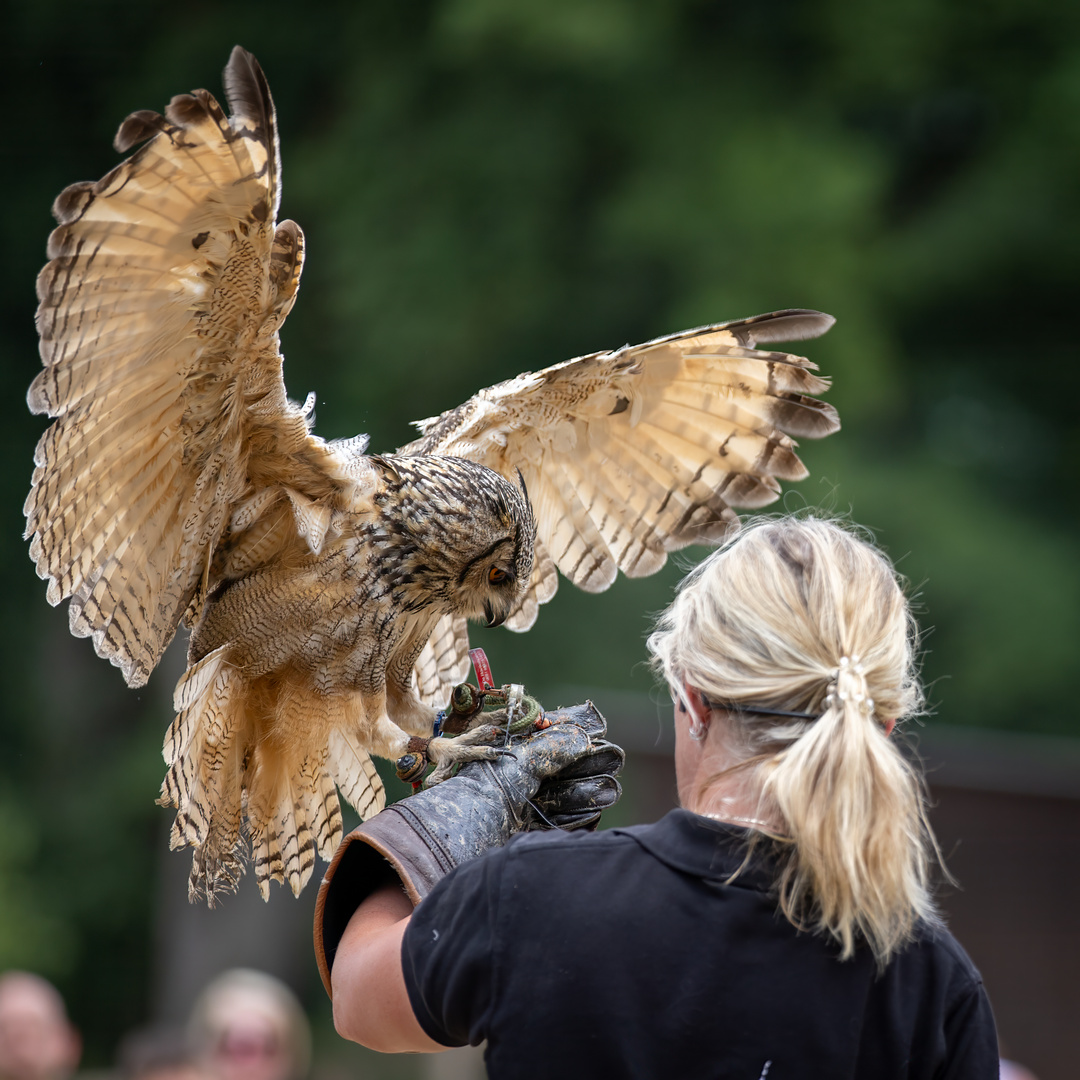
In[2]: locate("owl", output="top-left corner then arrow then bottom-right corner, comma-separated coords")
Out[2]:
25,47 -> 840,901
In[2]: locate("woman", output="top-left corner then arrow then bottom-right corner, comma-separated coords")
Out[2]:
320,517 -> 999,1077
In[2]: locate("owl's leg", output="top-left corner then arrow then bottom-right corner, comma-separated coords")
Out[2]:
360,689 -> 419,761
385,681 -> 439,737
386,679 -> 508,764
369,687 -> 508,783
363,688 -> 439,761
420,726 -> 518,787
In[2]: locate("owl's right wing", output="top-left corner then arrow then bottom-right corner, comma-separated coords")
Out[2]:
25,47 -> 374,689
404,310 -> 840,691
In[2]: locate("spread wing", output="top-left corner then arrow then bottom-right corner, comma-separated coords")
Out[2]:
25,46 -> 374,688
404,310 -> 839,695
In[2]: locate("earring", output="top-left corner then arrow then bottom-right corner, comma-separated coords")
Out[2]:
685,697 -> 709,742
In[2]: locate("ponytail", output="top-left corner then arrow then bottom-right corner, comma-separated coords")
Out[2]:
765,657 -> 935,963
648,517 -> 940,967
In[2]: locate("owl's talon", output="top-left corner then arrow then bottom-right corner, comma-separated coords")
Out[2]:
423,761 -> 455,787
420,726 -> 514,787
423,744 -> 518,788
446,723 -> 501,746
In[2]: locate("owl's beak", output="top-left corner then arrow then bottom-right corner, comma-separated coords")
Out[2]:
483,601 -> 507,628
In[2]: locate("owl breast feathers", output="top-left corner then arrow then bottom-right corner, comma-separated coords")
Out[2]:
25,47 -> 840,901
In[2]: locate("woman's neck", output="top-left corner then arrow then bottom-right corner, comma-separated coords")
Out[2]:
681,732 -> 781,830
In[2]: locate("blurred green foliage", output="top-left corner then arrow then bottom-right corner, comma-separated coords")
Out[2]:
2,0 -> 1078,1068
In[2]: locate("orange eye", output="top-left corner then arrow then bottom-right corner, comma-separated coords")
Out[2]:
488,567 -> 508,585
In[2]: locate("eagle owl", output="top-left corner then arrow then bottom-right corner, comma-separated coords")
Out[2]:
25,47 -> 840,901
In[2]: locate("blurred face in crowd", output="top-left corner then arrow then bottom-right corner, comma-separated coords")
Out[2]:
203,989 -> 294,1080
0,974 -> 81,1080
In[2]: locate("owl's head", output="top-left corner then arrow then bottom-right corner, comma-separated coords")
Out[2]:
450,466 -> 536,628
380,456 -> 535,626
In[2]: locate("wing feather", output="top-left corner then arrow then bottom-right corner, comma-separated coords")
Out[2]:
26,46 -> 374,687
504,539 -> 558,632
327,727 -> 386,823
414,613 -> 471,708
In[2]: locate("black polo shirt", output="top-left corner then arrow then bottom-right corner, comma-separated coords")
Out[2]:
402,809 -> 998,1078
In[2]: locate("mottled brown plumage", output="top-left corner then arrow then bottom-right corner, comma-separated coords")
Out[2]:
25,47 -> 840,901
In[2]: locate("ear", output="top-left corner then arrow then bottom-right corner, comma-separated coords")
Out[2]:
682,682 -> 709,716
515,467 -> 529,504
515,467 -> 537,537
883,717 -> 897,737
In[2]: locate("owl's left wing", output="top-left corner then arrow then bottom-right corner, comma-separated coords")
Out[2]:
404,309 -> 839,693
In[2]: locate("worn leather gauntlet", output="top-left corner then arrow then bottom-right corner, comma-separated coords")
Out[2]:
525,734 -> 626,830
314,700 -> 622,996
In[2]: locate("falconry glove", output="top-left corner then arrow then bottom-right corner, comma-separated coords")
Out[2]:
314,700 -> 623,996
525,735 -> 625,830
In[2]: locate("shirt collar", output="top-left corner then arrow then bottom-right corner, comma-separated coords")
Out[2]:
612,808 -> 779,891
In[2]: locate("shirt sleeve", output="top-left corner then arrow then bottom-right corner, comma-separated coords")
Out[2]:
400,851 -> 503,1048
939,978 -> 1000,1080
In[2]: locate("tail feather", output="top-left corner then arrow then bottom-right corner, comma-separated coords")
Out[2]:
301,751 -> 343,863
269,771 -> 314,898
327,727 -> 385,821
251,805 -> 286,902
165,646 -> 231,769
247,743 -> 298,900
159,653 -> 248,903
173,645 -> 229,712
245,691 -> 364,899
164,664 -> 383,903
186,748 -> 246,904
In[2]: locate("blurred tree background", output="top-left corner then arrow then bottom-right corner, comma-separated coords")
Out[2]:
2,0 -> 1078,1072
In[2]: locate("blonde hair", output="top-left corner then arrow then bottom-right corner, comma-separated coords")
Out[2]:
648,516 -> 939,966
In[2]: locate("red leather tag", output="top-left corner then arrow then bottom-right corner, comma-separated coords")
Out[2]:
469,647 -> 495,691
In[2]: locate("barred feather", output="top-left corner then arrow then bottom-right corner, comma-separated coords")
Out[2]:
504,540 -> 558,632
327,727 -> 386,822
414,614 -> 472,708
300,751 -> 344,863
158,655 -> 247,902
25,45 -> 370,688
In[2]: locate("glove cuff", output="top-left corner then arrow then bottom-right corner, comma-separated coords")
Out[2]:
314,767 -> 524,998
314,803 -> 458,997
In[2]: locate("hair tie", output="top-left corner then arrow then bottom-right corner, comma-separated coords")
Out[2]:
825,655 -> 875,716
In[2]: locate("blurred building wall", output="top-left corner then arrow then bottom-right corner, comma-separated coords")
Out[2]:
919,729 -> 1080,1080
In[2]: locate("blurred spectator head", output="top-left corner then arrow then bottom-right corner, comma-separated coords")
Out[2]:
117,1027 -> 206,1080
188,971 -> 309,1080
0,972 -> 81,1080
